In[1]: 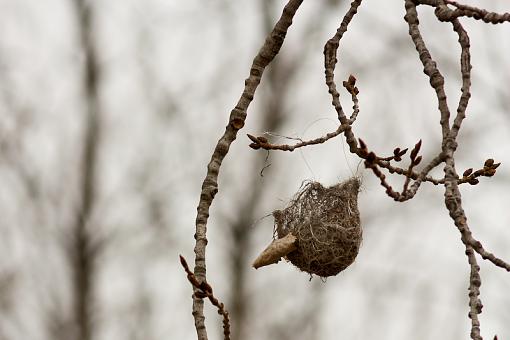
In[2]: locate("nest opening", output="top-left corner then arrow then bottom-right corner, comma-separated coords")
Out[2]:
273,177 -> 362,277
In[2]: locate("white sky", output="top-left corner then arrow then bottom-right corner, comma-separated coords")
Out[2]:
0,1 -> 509,340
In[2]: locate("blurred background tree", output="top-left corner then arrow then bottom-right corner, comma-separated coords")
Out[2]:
0,1 -> 509,340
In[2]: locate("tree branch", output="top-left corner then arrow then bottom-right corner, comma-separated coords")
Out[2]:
190,1 -> 304,339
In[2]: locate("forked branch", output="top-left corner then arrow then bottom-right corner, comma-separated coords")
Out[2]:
243,0 -> 509,339
189,0 -> 510,339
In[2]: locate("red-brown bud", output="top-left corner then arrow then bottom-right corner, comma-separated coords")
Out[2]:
463,168 -> 473,177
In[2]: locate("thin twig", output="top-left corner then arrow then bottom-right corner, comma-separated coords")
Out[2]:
247,124 -> 350,152
439,0 -> 510,24
180,256 -> 231,340
324,0 -> 364,152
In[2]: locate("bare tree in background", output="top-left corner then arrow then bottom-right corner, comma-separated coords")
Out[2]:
0,1 -> 180,339
68,1 -> 102,339
182,1 -> 510,340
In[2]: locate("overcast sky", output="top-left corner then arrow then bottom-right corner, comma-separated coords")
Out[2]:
0,1 -> 509,340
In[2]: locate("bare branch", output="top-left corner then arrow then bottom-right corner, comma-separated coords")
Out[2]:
190,0 -> 510,338
405,0 -> 451,138
439,1 -> 510,24
69,1 -> 104,339
190,1 -> 304,338
324,0 -> 364,153
247,124 -> 349,152
180,256 -> 230,340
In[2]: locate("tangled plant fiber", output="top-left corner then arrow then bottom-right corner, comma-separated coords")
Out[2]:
253,177 -> 362,277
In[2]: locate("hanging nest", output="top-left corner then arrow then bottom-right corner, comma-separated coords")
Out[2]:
253,178 -> 362,277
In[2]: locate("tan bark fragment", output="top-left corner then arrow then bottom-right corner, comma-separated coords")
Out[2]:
252,233 -> 297,269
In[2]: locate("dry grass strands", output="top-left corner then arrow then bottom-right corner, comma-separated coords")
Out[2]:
254,177 -> 362,277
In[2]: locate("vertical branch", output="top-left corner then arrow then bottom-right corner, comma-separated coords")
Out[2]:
404,0 -> 451,139
441,18 -> 481,332
443,22 -> 482,338
449,18 -> 471,138
191,1 -> 304,339
69,1 -> 102,340
444,162 -> 483,340
406,1 -> 484,338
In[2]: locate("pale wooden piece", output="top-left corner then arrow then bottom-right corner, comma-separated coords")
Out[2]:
252,233 -> 297,269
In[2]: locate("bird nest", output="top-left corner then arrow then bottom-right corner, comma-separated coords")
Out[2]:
272,178 -> 362,277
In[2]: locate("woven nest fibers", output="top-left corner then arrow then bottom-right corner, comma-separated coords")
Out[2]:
274,178 -> 362,277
